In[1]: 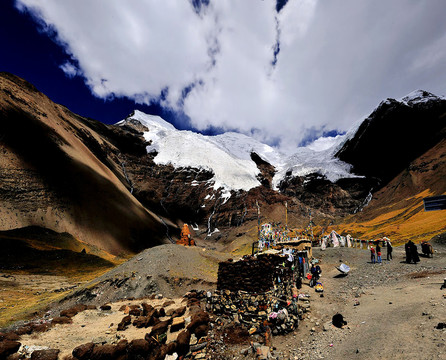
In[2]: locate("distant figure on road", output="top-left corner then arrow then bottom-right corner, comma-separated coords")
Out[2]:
370,246 -> 376,264
405,241 -> 411,263
386,240 -> 393,260
411,242 -> 420,263
405,240 -> 420,264
376,243 -> 382,264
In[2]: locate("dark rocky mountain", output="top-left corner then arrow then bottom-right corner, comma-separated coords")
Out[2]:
336,91 -> 446,189
1,73 -> 445,256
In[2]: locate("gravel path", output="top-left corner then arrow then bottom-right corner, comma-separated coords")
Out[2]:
274,243 -> 446,360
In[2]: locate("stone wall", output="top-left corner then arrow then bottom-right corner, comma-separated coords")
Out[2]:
217,254 -> 294,293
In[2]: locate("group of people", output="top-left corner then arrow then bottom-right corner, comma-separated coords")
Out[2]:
370,239 -> 393,264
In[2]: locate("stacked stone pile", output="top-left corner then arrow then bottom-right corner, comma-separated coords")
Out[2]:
217,255 -> 294,293
208,284 -> 310,336
213,254 -> 311,337
217,257 -> 275,292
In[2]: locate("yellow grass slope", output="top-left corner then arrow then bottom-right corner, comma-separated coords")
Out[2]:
334,138 -> 446,245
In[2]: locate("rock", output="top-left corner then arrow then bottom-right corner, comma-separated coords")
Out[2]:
72,342 -> 95,360
30,349 -> 60,360
51,316 -> 72,325
163,301 -> 176,308
165,353 -> 178,360
249,327 -> 257,335
189,334 -> 198,346
187,311 -> 210,335
256,345 -> 271,360
170,317 -> 185,333
0,340 -> 21,359
171,306 -> 186,319
150,320 -> 170,337
127,339 -> 151,358
133,315 -> 154,328
100,304 -> 111,311
129,309 -> 141,316
60,304 -> 88,318
117,315 -> 132,331
176,330 -> 191,356
89,344 -> 117,360
332,314 -> 347,328
194,352 -> 206,359
190,342 -> 207,352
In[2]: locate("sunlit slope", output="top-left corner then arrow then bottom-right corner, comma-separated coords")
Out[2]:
334,138 -> 446,244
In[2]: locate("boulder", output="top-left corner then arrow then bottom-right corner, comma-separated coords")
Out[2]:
175,330 -> 191,356
332,313 -> 347,328
0,340 -> 21,359
51,316 -> 72,325
141,303 -> 154,316
30,349 -> 60,360
90,344 -> 117,360
149,320 -> 170,337
127,339 -> 151,358
60,304 -> 88,318
170,317 -> 185,333
171,306 -> 186,319
117,315 -> 132,331
186,311 -> 210,335
72,342 -> 95,360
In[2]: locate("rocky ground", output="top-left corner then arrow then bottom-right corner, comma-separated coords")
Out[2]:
273,241 -> 446,360
1,240 -> 445,359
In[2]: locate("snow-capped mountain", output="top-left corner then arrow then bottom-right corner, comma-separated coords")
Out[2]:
117,110 -> 357,196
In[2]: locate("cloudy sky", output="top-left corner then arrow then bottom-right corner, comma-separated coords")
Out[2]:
4,0 -> 446,153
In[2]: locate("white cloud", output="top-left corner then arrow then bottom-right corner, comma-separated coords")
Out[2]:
59,61 -> 78,78
16,0 -> 446,152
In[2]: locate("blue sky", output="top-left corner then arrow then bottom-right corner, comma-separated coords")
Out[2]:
2,0 -> 446,153
0,0 -> 202,132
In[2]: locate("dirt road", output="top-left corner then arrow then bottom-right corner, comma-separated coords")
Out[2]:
275,244 -> 446,360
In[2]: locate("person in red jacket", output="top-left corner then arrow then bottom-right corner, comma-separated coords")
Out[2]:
370,246 -> 376,264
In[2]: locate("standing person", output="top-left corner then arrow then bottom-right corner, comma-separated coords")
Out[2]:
376,242 -> 382,264
386,240 -> 393,260
411,242 -> 420,264
405,241 -> 412,263
370,246 -> 376,264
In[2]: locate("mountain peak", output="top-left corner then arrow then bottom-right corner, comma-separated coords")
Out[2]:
399,90 -> 444,106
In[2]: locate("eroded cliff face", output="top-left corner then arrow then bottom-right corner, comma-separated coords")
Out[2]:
0,73 -> 171,256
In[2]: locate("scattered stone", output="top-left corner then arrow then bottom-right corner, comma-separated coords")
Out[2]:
30,349 -> 60,360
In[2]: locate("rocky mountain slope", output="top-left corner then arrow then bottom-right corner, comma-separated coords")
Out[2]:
0,72 -> 173,256
1,72 -> 445,258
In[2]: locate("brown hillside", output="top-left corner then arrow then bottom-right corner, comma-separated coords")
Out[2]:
334,138 -> 446,244
0,72 -> 172,256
